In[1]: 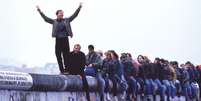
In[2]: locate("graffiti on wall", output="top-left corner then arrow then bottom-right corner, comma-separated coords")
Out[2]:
0,71 -> 33,90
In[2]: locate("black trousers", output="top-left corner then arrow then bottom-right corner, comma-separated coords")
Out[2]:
109,76 -> 118,96
55,37 -> 70,73
69,71 -> 91,101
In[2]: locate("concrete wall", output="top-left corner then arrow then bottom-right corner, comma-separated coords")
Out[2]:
0,90 -> 100,101
0,90 -> 187,101
0,71 -> 188,101
0,71 -> 112,101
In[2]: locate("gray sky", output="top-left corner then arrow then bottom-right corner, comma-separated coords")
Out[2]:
0,0 -> 201,67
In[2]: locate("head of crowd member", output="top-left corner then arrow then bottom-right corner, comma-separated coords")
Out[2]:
154,57 -> 160,64
180,64 -> 185,68
88,45 -> 94,53
127,53 -> 132,58
97,50 -> 103,57
196,65 -> 200,70
187,61 -> 196,69
120,53 -> 127,59
198,65 -> 201,70
172,61 -> 179,68
120,53 -> 127,62
56,10 -> 64,19
73,44 -> 81,53
182,64 -> 188,70
160,59 -> 168,67
109,50 -> 119,60
164,60 -> 169,66
143,56 -> 151,64
137,55 -> 145,64
159,58 -> 165,65
169,61 -> 174,67
104,51 -> 112,60
185,61 -> 193,69
126,53 -> 133,61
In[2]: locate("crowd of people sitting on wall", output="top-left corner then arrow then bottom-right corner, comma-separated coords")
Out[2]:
67,44 -> 201,101
36,4 -> 200,101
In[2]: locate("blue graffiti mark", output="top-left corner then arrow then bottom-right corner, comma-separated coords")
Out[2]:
68,96 -> 75,101
10,95 -> 14,101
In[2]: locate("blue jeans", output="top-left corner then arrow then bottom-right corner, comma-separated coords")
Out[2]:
136,77 -> 144,94
126,76 -> 138,97
191,82 -> 200,100
175,80 -> 182,95
85,67 -> 105,101
182,81 -> 191,100
96,72 -> 105,101
105,75 -> 118,96
163,80 -> 176,98
162,80 -> 171,98
155,79 -> 166,100
145,79 -> 156,95
104,75 -> 110,93
170,81 -> 176,98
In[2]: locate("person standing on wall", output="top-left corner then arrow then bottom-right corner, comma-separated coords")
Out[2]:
36,3 -> 82,74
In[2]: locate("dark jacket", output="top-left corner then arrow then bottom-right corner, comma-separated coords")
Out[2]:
187,67 -> 194,82
175,67 -> 183,81
112,59 -> 122,78
181,68 -> 190,84
162,65 -> 174,81
38,5 -> 82,37
86,51 -> 102,69
138,63 -> 154,79
121,57 -> 136,77
151,63 -> 164,80
101,58 -> 113,76
68,51 -> 86,74
102,59 -> 120,77
194,68 -> 200,82
146,63 -> 155,79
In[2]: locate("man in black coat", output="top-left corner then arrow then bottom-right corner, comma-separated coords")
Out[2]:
68,44 -> 90,101
68,44 -> 86,74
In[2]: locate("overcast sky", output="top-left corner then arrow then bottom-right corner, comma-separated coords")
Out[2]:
0,0 -> 201,67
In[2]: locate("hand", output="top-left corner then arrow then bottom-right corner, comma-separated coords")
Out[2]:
88,64 -> 93,67
36,5 -> 41,11
70,34 -> 73,38
79,2 -> 83,6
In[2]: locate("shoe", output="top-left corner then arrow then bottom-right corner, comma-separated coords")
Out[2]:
59,72 -> 64,75
121,91 -> 126,99
106,93 -> 111,101
114,96 -> 118,101
132,94 -> 136,101
126,95 -> 132,101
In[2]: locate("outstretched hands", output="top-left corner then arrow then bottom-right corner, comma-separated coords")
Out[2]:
36,2 -> 82,11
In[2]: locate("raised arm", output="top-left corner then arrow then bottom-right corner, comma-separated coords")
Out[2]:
68,3 -> 82,22
36,5 -> 54,24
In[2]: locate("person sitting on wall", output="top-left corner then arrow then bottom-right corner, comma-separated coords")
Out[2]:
68,44 -> 91,101
84,45 -> 105,101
